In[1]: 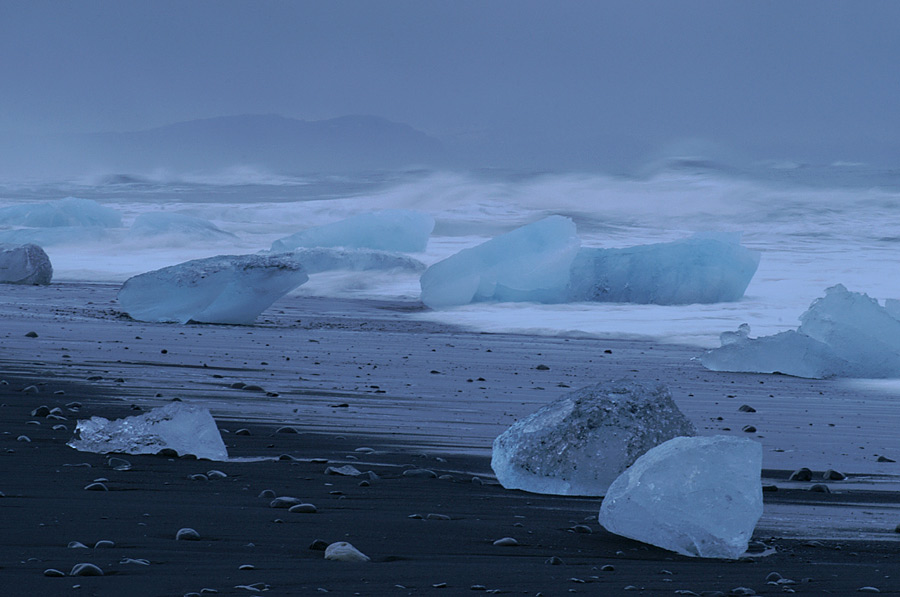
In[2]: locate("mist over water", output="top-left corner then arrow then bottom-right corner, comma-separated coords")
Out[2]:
2,161 -> 900,347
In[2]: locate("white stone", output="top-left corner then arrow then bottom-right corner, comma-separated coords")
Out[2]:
598,435 -> 763,559
0,243 -> 52,285
271,209 -> 434,253
68,402 -> 228,461
324,541 -> 370,562
491,381 -> 696,496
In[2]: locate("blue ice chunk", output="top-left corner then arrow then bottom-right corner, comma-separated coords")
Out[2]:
271,209 -> 434,253
0,197 -> 121,228
419,216 -> 580,309
567,235 -> 760,305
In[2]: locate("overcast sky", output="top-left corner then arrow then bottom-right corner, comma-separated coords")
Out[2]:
2,1 -> 898,166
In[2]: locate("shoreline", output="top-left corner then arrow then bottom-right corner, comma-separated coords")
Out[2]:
2,281 -> 900,594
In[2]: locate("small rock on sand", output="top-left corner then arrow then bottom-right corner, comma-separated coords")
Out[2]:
402,468 -> 437,479
325,465 -> 362,477
43,568 -> 65,577
70,563 -> 104,576
324,541 -> 370,562
288,503 -> 317,514
492,537 -> 518,546
176,528 -> 201,541
789,468 -> 813,481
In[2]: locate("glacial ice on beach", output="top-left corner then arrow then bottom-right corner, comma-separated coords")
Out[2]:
118,253 -> 309,324
0,243 -> 53,285
0,197 -> 122,228
420,221 -> 759,308
598,435 -> 763,559
566,234 -> 760,304
68,402 -> 229,461
271,209 -> 434,253
702,284 -> 900,378
130,212 -> 236,240
420,215 -> 581,308
117,248 -> 424,324
491,381 -> 697,496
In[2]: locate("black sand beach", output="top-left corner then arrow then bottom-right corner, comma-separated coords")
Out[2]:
2,282 -> 900,595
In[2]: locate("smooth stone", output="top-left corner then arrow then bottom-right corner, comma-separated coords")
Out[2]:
324,541 -> 370,562
546,556 -> 563,565
492,537 -> 518,546
84,482 -> 108,491
309,539 -> 329,551
189,474 -> 209,481
427,513 -> 451,521
68,541 -> 89,549
738,404 -> 756,412
120,558 -> 150,565
70,563 -> 104,576
275,426 -> 298,434
288,503 -> 318,514
207,470 -> 227,479
258,489 -> 276,499
16,435 -> 31,442
31,405 -> 50,417
270,496 -> 303,508
808,484 -> 831,493
324,465 -> 362,477
93,540 -> 115,548
23,385 -> 39,394
789,467 -> 813,481
176,527 -> 201,541
107,457 -> 132,471
823,469 -> 846,480
43,568 -> 66,577
235,428 -> 251,435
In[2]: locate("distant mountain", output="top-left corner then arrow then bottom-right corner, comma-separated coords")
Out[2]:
0,114 -> 452,179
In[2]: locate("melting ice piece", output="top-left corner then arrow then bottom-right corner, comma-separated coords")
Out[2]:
0,243 -> 53,285
491,381 -> 696,496
118,253 -> 308,324
702,285 -> 900,378
599,435 -> 763,559
290,247 -> 425,274
68,402 -> 228,461
271,209 -> 434,253
131,212 -> 236,240
421,215 -> 580,309
567,235 -> 760,304
0,197 -> 122,228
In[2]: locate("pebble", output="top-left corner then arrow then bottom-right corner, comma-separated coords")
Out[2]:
535,364 -> 550,370
789,467 -> 812,481
738,404 -> 756,412
402,468 -> 437,479
107,457 -> 132,471
808,484 -> 831,493
742,425 -> 757,433
325,465 -> 362,477
857,588 -> 881,594
427,513 -> 451,520
324,541 -> 370,562
823,469 -> 846,480
546,556 -> 563,565
70,563 -> 104,576
22,385 -> 39,394
189,474 -> 209,481
207,470 -> 227,479
355,447 -> 375,453
270,496 -> 303,508
68,541 -> 89,549
492,537 -> 518,546
275,426 -> 298,434
230,382 -> 246,389
31,405 -> 50,417
84,482 -> 108,491
309,539 -> 329,551
288,503 -> 318,514
16,435 -> 31,442
43,568 -> 65,577
176,527 -> 201,541
765,572 -> 782,582
571,524 -> 592,534
94,540 -> 115,548
120,558 -> 150,565
258,489 -> 276,499
877,455 -> 895,463
238,564 -> 256,570
235,428 -> 251,435
25,331 -> 38,338
729,588 -> 756,596
600,565 -> 615,571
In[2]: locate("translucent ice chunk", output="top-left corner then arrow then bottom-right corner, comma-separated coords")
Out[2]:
0,243 -> 52,285
599,435 -> 763,559
491,381 -> 696,496
271,209 -> 434,253
68,402 -> 228,461
117,253 -> 309,324
702,285 -> 900,378
567,235 -> 760,304
421,216 -> 581,309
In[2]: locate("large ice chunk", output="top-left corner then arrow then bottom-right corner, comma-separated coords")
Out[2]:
421,216 -> 580,309
491,381 -> 697,496
0,197 -> 122,228
0,243 -> 53,285
271,209 -> 434,253
68,402 -> 228,461
567,235 -> 760,304
599,435 -> 763,559
130,212 -> 236,240
118,254 -> 308,324
702,285 -> 900,378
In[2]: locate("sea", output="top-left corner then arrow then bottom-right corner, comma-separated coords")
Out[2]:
3,159 -> 900,349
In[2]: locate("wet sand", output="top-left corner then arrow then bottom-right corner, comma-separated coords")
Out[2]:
2,282 -> 900,595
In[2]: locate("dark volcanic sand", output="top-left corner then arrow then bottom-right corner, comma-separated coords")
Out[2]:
2,282 -> 900,595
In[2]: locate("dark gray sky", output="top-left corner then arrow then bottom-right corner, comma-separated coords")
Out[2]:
2,1 -> 899,166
